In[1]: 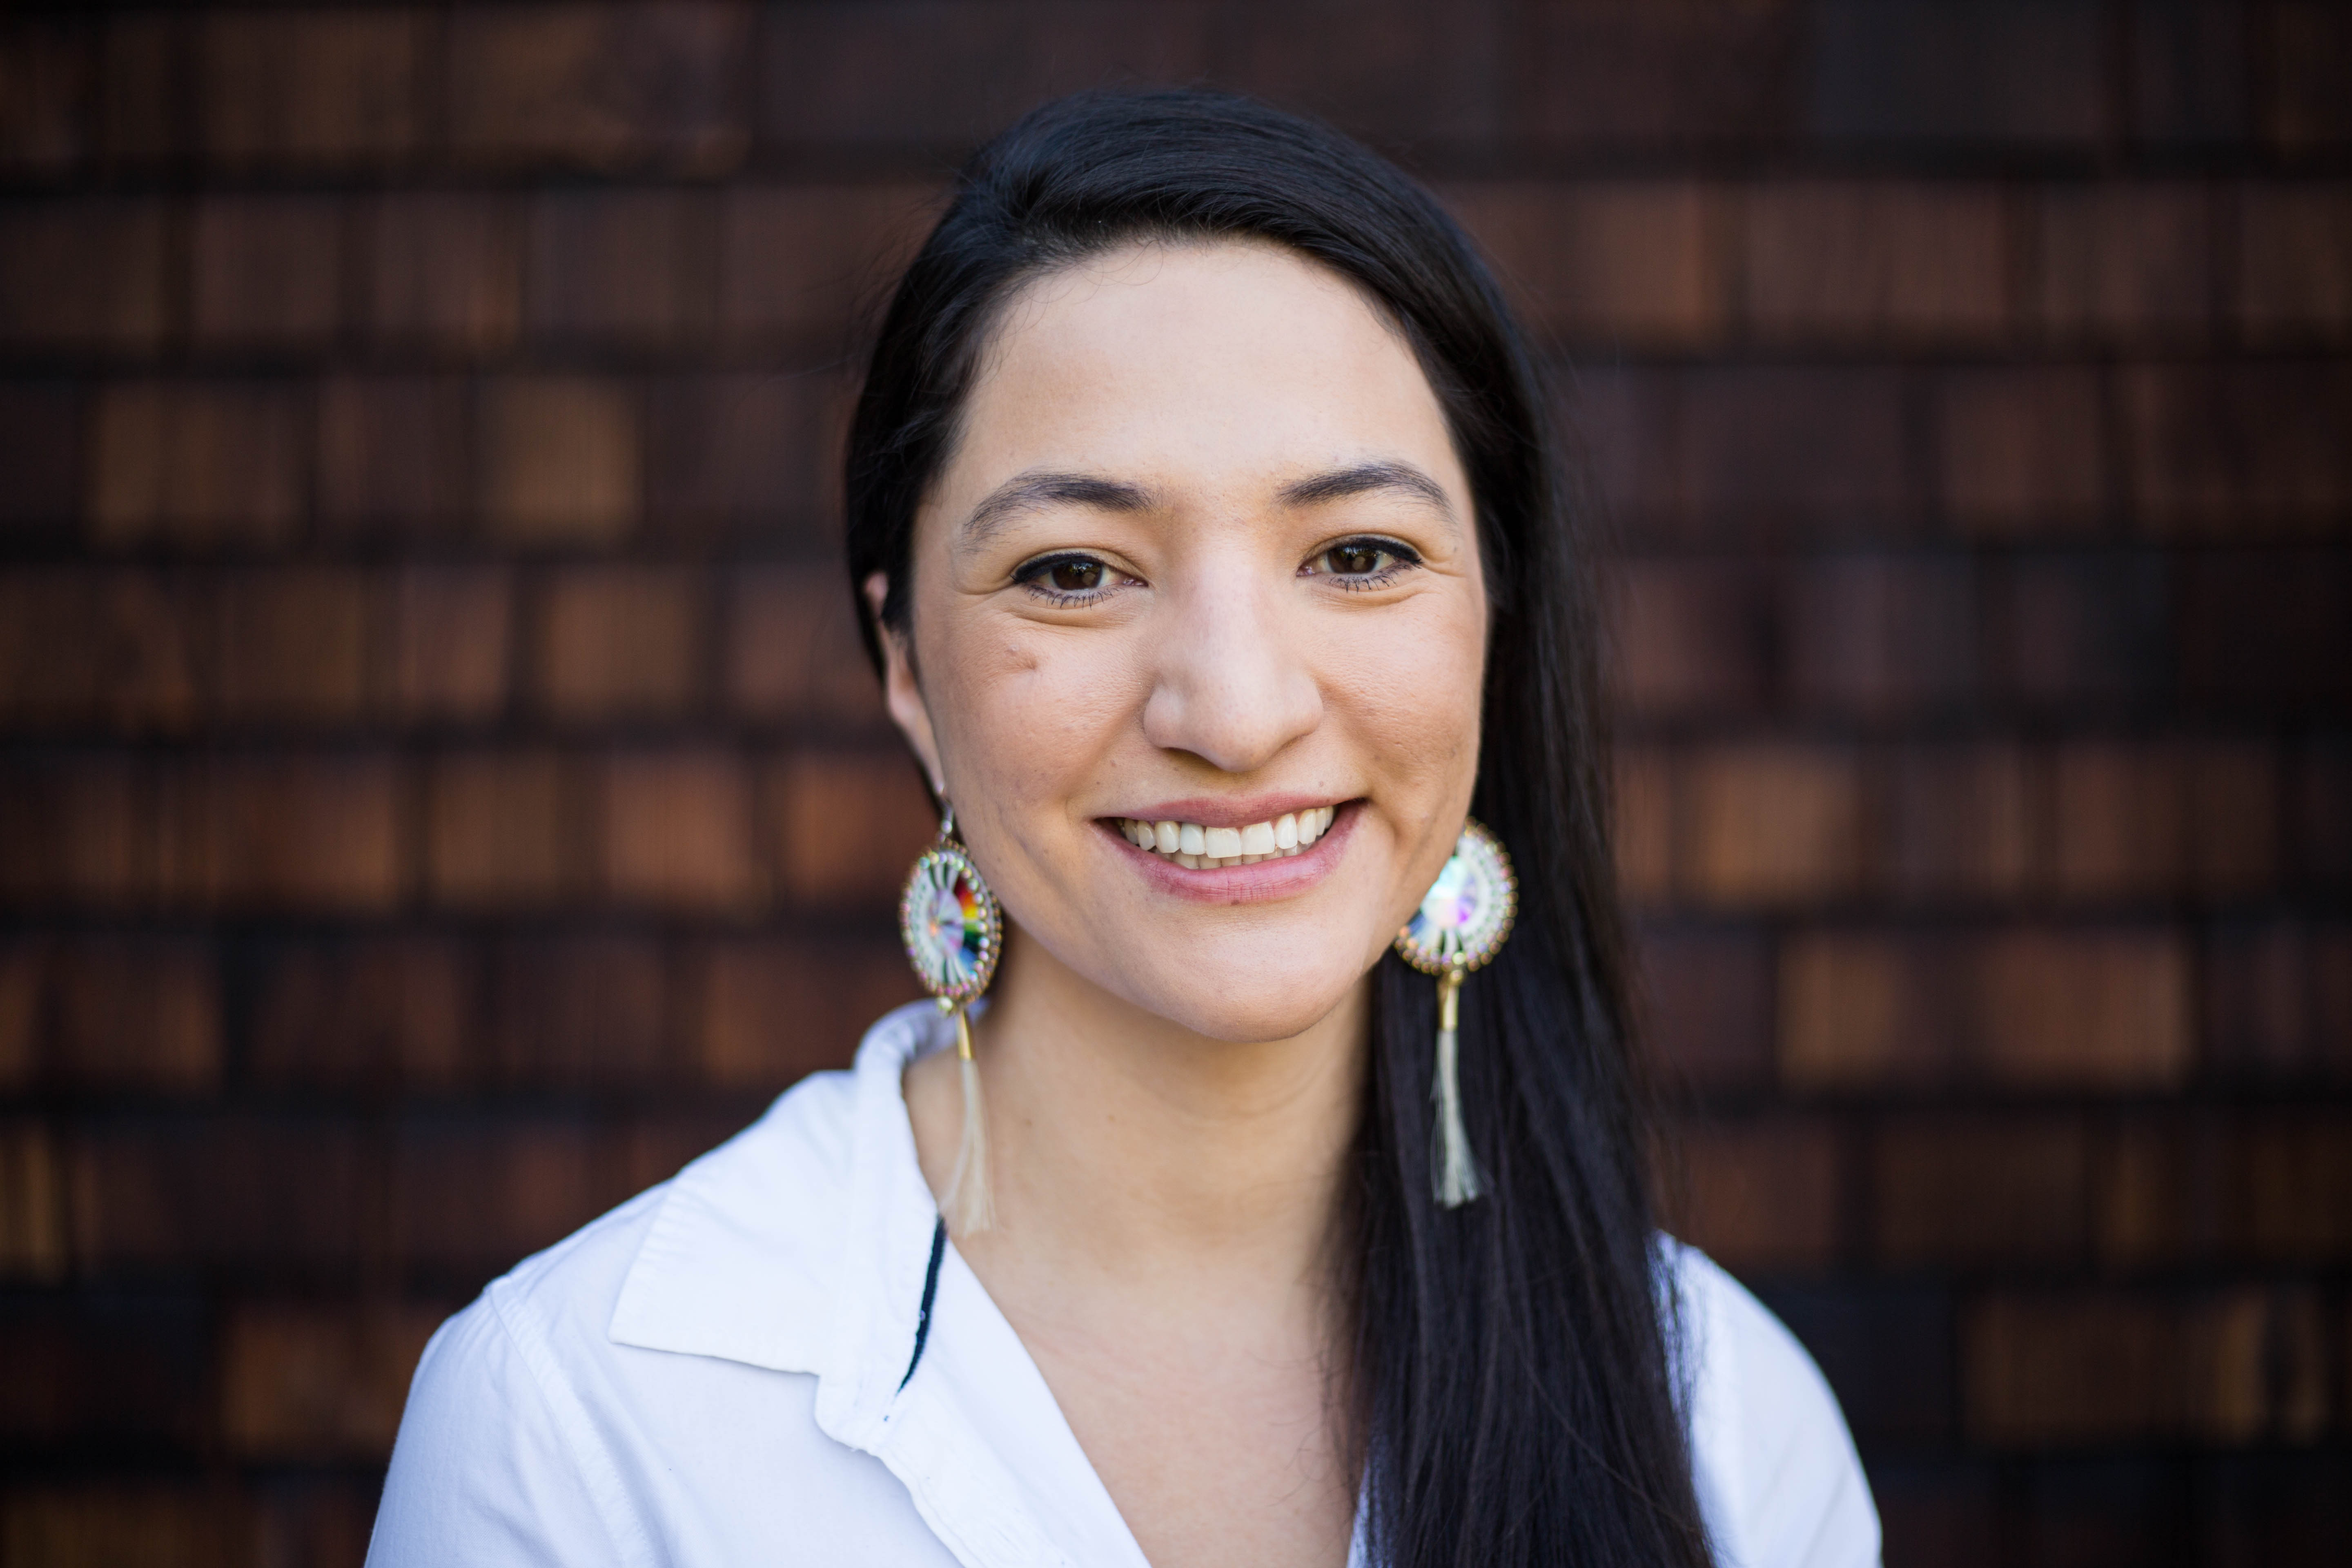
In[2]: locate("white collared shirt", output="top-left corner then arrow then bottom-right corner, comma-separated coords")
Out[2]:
368,1002 -> 1880,1568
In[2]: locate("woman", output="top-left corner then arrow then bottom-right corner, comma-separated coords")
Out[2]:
370,90 -> 1876,1568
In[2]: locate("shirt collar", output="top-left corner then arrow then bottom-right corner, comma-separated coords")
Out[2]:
606,1000 -> 1150,1568
607,999 -> 953,1394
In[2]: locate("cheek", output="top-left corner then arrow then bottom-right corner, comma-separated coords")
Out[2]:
1320,595 -> 1487,781
926,626 -> 1139,817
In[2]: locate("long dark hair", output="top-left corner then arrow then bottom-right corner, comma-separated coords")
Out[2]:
844,89 -> 1709,1568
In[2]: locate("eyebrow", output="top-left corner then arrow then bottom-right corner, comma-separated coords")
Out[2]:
955,458 -> 1458,547
1277,460 -> 1455,522
959,471 -> 1154,546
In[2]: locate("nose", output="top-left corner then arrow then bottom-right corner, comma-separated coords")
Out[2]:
1139,569 -> 1323,775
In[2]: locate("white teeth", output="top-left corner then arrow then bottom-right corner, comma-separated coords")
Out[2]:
1117,806 -> 1341,868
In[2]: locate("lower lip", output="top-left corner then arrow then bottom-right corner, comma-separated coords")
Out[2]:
1100,806 -> 1359,904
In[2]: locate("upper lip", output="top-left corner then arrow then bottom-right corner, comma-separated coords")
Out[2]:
1103,795 -> 1348,829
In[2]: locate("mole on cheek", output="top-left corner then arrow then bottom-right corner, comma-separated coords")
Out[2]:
984,636 -> 1042,676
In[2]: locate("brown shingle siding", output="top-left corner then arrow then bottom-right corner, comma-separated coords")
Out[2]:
3,6 -> 2343,1559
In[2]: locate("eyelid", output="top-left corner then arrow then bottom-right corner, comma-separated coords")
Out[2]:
1013,547 -> 1141,576
1314,531 -> 1421,560
1011,548 -> 1140,606
1303,534 -> 1424,572
1014,549 -> 1112,586
1301,537 -> 1425,598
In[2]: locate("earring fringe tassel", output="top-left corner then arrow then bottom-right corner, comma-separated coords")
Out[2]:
943,1007 -> 995,1234
1432,968 -> 1483,1207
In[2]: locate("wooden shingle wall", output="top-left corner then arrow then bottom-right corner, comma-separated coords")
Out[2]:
1,4 -> 2347,1562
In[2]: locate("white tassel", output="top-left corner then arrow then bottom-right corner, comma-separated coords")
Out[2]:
942,1007 -> 995,1234
1432,969 -> 1483,1207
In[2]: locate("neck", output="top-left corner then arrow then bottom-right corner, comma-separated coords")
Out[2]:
908,924 -> 1368,1294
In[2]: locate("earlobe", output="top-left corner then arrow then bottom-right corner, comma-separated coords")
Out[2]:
865,572 -> 946,795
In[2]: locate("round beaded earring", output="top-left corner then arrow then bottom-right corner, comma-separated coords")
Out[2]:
1393,818 -> 1518,1206
899,806 -> 1005,1234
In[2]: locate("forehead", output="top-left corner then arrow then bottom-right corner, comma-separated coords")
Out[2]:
944,239 -> 1459,493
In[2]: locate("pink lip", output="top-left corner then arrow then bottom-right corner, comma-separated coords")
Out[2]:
1111,794 -> 1343,831
1098,801 -> 1359,905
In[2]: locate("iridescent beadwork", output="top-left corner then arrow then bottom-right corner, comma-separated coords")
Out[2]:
1394,818 -> 1517,976
900,844 -> 1002,1005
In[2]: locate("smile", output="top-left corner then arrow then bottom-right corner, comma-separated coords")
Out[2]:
1110,806 -> 1337,869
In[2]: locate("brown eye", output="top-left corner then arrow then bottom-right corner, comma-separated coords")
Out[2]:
1047,559 -> 1105,592
1325,543 -> 1385,576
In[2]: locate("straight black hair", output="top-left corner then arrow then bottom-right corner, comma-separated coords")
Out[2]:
845,89 -> 1711,1568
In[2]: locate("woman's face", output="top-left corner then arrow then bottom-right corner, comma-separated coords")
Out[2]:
878,240 -> 1488,1044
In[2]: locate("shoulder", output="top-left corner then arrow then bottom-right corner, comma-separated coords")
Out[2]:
535,1065 -> 866,1364
370,1069 -> 868,1566
1664,1244 -> 1882,1568
469,1061 -> 868,1378
370,1189 -> 670,1567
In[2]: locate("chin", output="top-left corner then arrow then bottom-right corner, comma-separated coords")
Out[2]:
1127,974 -> 1362,1046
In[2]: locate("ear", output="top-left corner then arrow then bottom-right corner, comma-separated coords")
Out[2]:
865,572 -> 944,795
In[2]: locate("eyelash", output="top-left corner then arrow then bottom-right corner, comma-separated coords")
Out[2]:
1308,536 -> 1423,591
1013,552 -> 1125,606
1012,535 -> 1425,604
